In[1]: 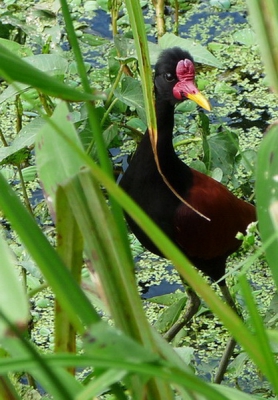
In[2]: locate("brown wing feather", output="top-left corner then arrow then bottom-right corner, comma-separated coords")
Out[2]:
174,169 -> 256,260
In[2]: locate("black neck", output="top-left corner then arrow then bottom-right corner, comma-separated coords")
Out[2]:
154,96 -> 193,191
155,97 -> 175,156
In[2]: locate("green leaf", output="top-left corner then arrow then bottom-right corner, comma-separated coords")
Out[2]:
214,81 -> 237,94
0,172 -> 98,331
148,292 -> 186,306
115,76 -> 146,123
76,369 -> 126,400
0,147 -> 30,166
35,102 -> 85,207
0,235 -> 29,337
1,336 -> 82,399
21,166 -> 37,182
0,44 -> 103,102
154,296 -> 187,332
174,347 -> 195,366
0,117 -> 45,165
232,28 -> 257,46
80,33 -> 109,46
55,185 -> 83,354
211,167 -> 223,182
0,54 -> 68,104
267,329 -> 278,354
159,33 -> 223,68
209,0 -> 231,10
207,131 -> 239,182
84,321 -> 160,363
256,123 -> 278,289
246,0 -> 278,94
0,38 -> 33,57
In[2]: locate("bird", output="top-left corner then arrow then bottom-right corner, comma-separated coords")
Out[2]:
119,47 -> 256,357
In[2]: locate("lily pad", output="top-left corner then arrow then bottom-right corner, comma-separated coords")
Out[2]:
232,28 -> 257,47
159,33 -> 223,68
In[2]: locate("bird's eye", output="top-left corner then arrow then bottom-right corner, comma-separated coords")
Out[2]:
165,73 -> 174,82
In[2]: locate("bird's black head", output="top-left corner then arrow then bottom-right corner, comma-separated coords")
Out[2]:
154,47 -> 211,110
155,47 -> 194,78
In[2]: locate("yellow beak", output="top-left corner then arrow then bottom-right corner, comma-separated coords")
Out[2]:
187,92 -> 212,111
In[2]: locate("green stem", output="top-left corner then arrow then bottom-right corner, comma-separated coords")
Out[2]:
105,64 -> 125,108
0,128 -> 8,147
59,0 -> 112,176
16,164 -> 33,215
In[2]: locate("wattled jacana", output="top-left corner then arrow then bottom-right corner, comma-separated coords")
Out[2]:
120,47 -> 256,354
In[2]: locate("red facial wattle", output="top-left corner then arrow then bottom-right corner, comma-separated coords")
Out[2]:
173,59 -> 197,99
173,59 -> 211,111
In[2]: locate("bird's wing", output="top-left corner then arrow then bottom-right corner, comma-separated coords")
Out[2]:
174,169 -> 255,260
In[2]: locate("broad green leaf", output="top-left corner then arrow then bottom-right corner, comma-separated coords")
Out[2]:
159,33 -> 223,68
80,120 -> 118,159
80,33 -> 109,46
214,81 -> 237,94
148,292 -> 186,306
25,54 -> 68,77
0,44 -> 103,102
227,352 -> 249,377
209,0 -> 231,10
0,235 -> 29,337
0,38 -> 33,57
21,166 -> 37,182
154,296 -> 187,332
232,28 -> 257,46
211,167 -> 223,182
207,131 -> 239,182
174,347 -> 194,366
0,117 -> 45,165
0,147 -> 30,166
0,82 -> 28,104
114,76 -> 146,123
35,102 -> 85,207
126,117 -> 146,133
0,54 -> 68,104
256,123 -> 278,289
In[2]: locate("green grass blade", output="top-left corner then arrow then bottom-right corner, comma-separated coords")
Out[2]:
238,275 -> 278,392
246,0 -> 278,94
0,174 -> 99,331
55,186 -> 84,358
255,123 -> 278,288
60,0 -> 112,176
124,0 -> 157,132
0,235 -> 29,336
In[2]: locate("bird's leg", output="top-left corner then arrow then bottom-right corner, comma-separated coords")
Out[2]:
163,287 -> 200,342
214,337 -> 237,384
219,284 -> 237,312
214,284 -> 240,384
